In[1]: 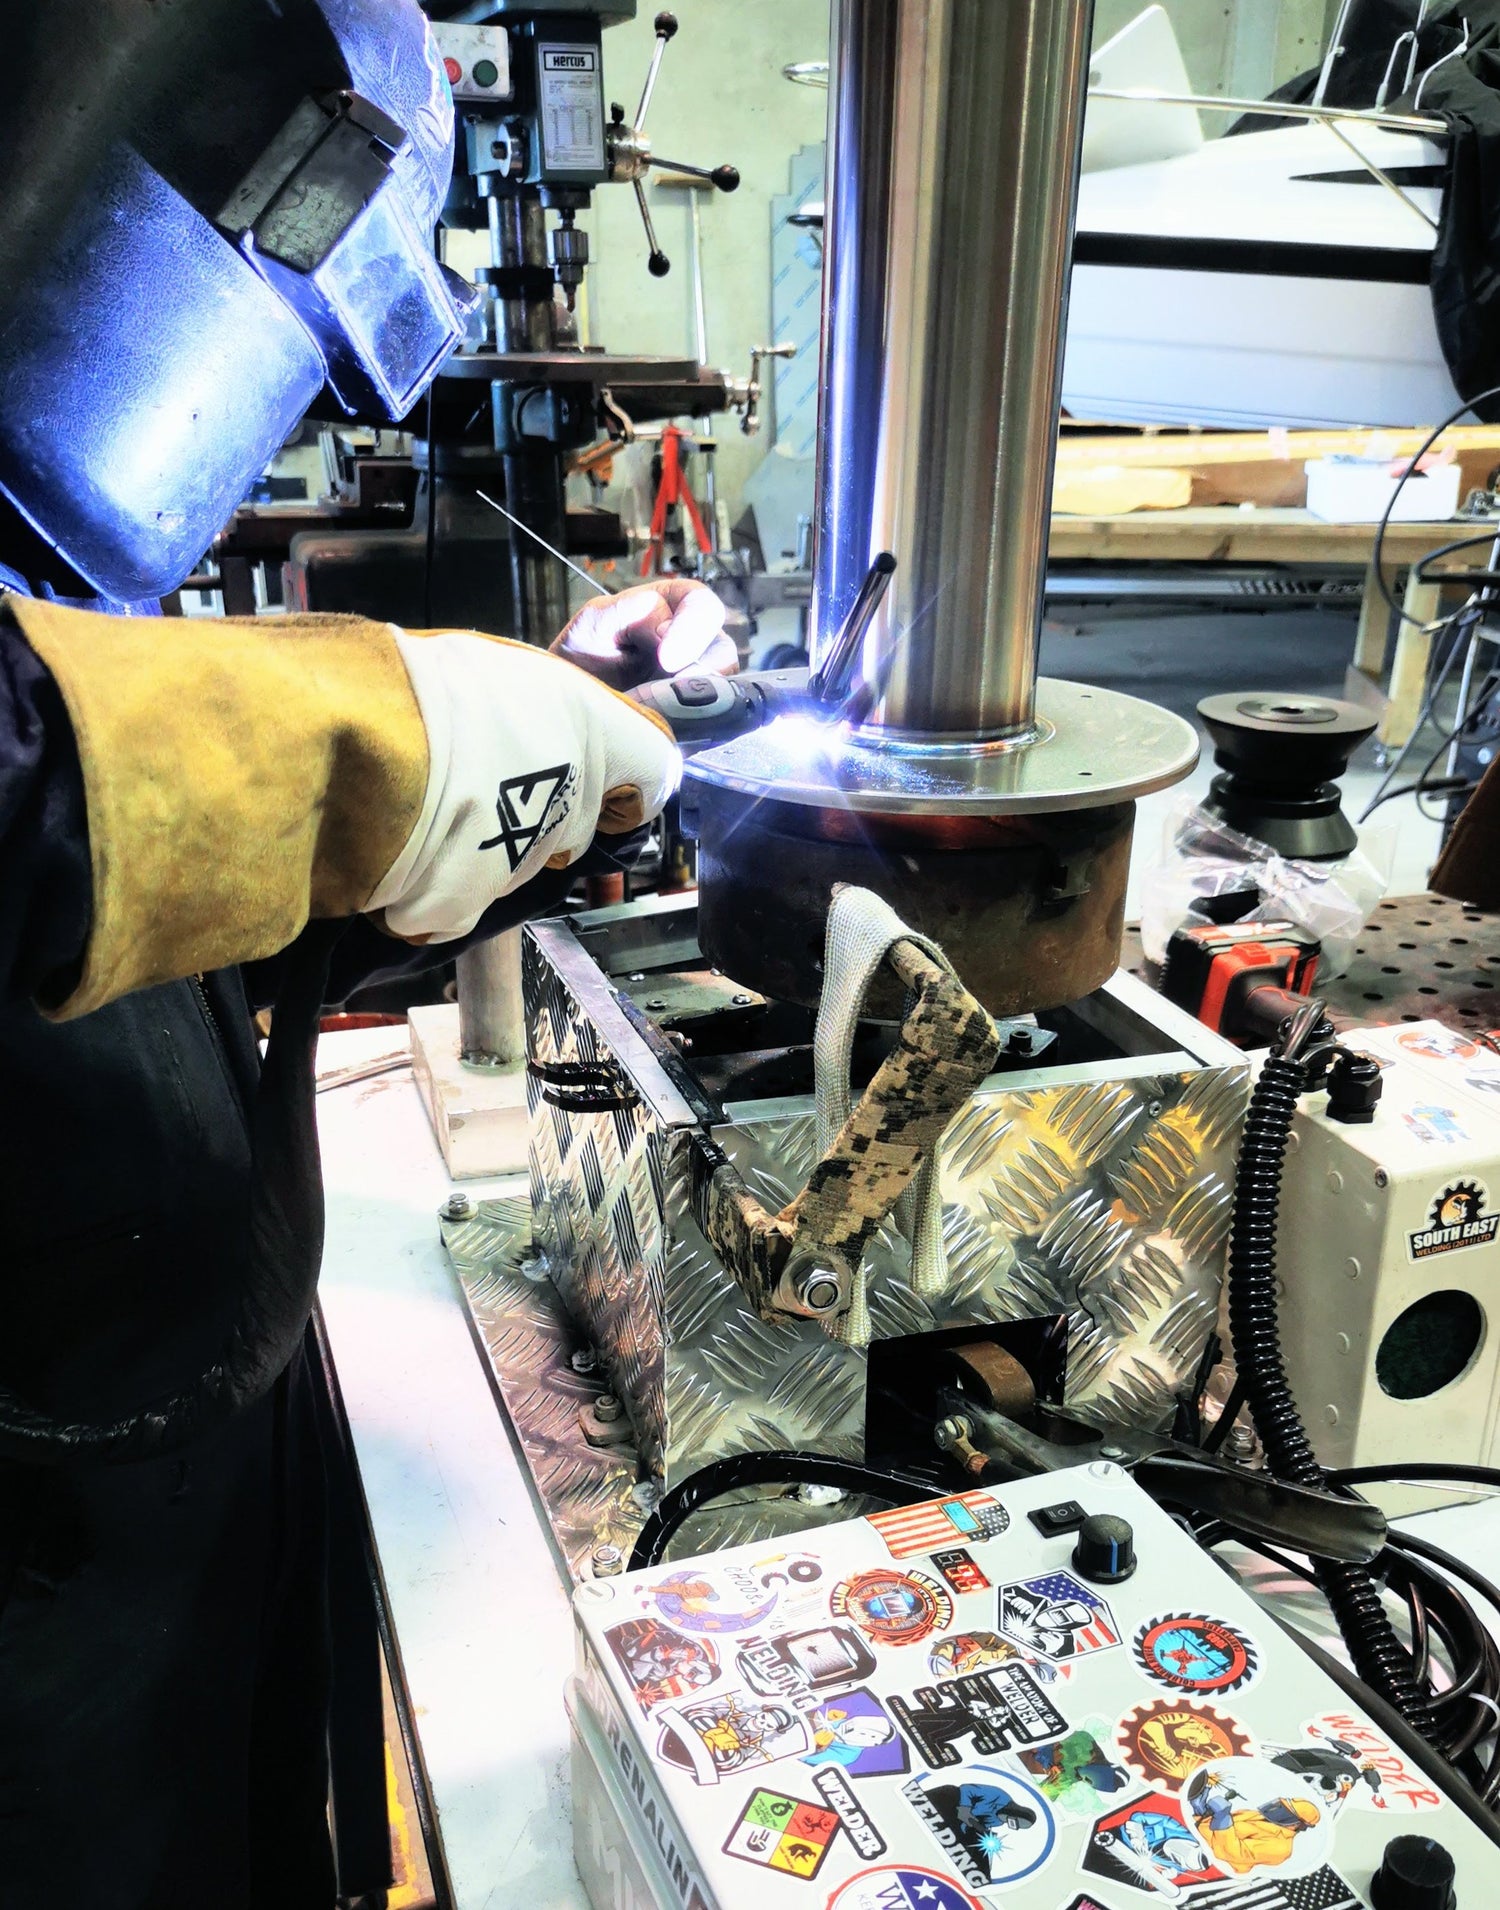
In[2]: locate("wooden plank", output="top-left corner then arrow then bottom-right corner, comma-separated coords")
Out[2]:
1047,508 -> 1463,565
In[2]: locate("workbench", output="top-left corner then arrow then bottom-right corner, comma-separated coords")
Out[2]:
1048,507 -> 1467,748
314,1014 -> 1500,1909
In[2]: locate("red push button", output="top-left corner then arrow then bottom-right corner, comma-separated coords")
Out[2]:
443,56 -> 462,84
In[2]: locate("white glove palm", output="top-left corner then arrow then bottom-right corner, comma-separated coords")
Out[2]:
368,631 -> 679,940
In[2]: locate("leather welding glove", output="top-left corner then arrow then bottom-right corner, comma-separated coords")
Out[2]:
8,599 -> 677,1016
550,577 -> 737,690
365,629 -> 678,940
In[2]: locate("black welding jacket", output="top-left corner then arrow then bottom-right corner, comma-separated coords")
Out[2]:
0,604 -> 635,1905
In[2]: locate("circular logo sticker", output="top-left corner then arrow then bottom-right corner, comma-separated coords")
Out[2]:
831,1568 -> 954,1647
1181,1754 -> 1331,1880
649,1567 -> 778,1635
826,1865 -> 982,1910
1118,1699 -> 1253,1783
1134,1614 -> 1259,1696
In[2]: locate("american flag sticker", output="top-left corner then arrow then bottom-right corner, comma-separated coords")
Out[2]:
866,1493 -> 1011,1561
998,1572 -> 1121,1662
1194,1863 -> 1363,1910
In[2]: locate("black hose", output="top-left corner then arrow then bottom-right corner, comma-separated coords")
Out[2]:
628,1451 -> 943,1571
1227,1029 -> 1427,1723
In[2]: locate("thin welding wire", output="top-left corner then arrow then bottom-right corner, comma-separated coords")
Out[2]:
1359,603 -> 1475,818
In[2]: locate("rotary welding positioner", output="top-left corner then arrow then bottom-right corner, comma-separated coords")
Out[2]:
433,0 -> 1500,1874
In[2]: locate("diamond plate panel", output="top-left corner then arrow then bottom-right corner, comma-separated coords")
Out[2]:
510,920 -> 1248,1535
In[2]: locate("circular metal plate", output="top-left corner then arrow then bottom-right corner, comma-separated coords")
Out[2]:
684,678 -> 1199,815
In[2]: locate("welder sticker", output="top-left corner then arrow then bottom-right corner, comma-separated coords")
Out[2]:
1291,1712 -> 1445,1813
1059,1896 -> 1120,1910
1016,1718 -> 1131,1818
824,1865 -> 982,1910
1182,1756 -> 1331,1881
999,1571 -> 1121,1661
1117,1701 -> 1251,1785
647,1564 -> 779,1635
721,1785 -> 840,1880
890,1664 -> 1068,1770
1402,1105 -> 1469,1147
812,1765 -> 888,1859
1407,1178 -> 1500,1260
928,1630 -> 1068,1688
1083,1790 -> 1227,1896
1133,1614 -> 1259,1696
800,1688 -> 910,1780
929,1547 -> 990,1595
656,1689 -> 815,1786
903,1762 -> 1057,1891
605,1618 -> 719,1713
831,1568 -> 954,1647
738,1624 -> 878,1704
867,1491 -> 1011,1560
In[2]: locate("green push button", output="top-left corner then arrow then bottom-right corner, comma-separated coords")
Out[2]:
473,57 -> 499,87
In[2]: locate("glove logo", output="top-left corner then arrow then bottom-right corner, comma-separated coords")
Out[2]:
479,764 -> 575,870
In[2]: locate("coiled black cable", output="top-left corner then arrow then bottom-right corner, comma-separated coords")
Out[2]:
1227,1016 -> 1427,1722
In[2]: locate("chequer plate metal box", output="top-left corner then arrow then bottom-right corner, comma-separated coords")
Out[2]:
458,894 -> 1249,1571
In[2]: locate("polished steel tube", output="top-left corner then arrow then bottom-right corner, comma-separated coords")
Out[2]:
811,0 -> 1095,741
457,929 -> 526,1068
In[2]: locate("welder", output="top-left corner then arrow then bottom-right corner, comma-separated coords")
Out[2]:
0,1 -> 728,1903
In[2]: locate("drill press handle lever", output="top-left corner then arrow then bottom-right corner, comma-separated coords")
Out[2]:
606,11 -> 740,279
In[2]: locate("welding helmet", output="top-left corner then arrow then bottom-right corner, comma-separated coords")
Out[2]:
0,0 -> 477,603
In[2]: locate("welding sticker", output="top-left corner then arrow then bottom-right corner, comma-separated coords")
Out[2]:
477,763 -> 574,869
1133,1614 -> 1259,1696
812,1765 -> 888,1859
825,1866 -> 981,1910
832,1568 -> 954,1647
999,1571 -> 1121,1661
1402,1105 -> 1470,1147
1407,1179 -> 1500,1260
1187,1861 -> 1369,1908
867,1492 -> 1011,1561
647,1566 -> 780,1635
1083,1790 -> 1227,1896
1118,1701 -> 1252,1785
1016,1718 -> 1131,1818
928,1630 -> 1065,1686
1395,1027 -> 1480,1063
605,1618 -> 719,1713
721,1785 -> 840,1880
1182,1756 -> 1331,1881
655,1690 -> 815,1785
903,1762 -> 1057,1891
1060,1896 -> 1121,1910
737,1624 -> 878,1703
801,1689 -> 910,1780
930,1547 -> 991,1595
890,1664 -> 1068,1769
1285,1713 -> 1445,1814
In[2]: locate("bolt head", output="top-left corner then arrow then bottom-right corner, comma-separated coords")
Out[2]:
731,993 -> 752,1006
1098,1442 -> 1128,1462
569,1347 -> 599,1376
595,1394 -> 623,1423
802,1275 -> 841,1312
591,1543 -> 625,1577
442,1192 -> 473,1221
1375,1168 -> 1390,1188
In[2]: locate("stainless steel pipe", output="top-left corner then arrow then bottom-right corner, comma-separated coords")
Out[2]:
811,0 -> 1095,742
457,928 -> 526,1068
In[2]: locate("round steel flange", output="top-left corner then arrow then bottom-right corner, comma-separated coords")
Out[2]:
682,678 -> 1199,817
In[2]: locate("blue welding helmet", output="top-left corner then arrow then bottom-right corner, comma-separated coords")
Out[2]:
0,0 -> 477,603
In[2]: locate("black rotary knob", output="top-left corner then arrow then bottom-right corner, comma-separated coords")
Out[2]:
1371,1834 -> 1457,1910
1071,1513 -> 1136,1584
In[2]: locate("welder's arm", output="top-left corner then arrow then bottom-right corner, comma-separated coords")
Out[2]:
2,598 -> 679,1018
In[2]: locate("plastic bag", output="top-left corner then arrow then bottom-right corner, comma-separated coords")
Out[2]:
1139,798 -> 1395,980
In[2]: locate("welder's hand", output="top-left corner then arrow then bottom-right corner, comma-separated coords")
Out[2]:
367,633 -> 679,941
550,578 -> 736,691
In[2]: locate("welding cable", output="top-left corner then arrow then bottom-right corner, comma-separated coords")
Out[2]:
628,1451 -> 944,1571
1372,381 -> 1500,638
1225,1003 -> 1429,1723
